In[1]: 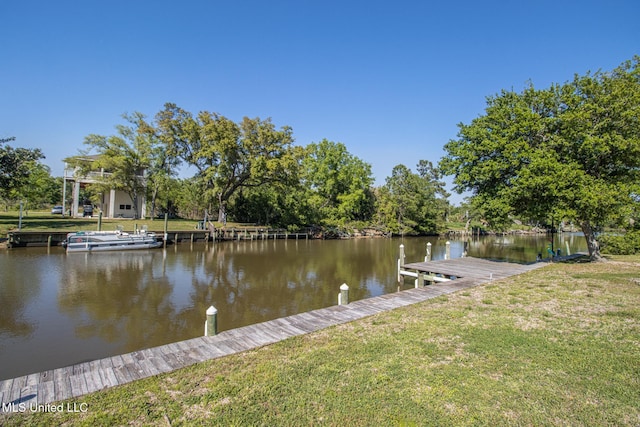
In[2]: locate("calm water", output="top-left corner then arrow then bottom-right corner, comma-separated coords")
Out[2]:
0,233 -> 586,380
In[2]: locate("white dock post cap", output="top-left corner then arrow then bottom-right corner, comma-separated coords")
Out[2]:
206,306 -> 217,315
340,283 -> 349,291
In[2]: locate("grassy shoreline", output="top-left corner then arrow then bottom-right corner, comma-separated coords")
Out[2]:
2,256 -> 639,426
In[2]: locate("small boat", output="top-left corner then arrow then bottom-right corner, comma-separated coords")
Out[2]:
63,228 -> 162,253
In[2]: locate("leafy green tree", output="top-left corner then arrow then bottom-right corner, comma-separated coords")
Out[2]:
66,113 -> 155,219
440,57 -> 640,260
154,103 -> 300,223
0,137 -> 45,203
173,178 -> 207,219
301,139 -> 374,226
130,114 -> 180,220
19,165 -> 61,209
417,159 -> 451,224
231,181 -> 307,228
375,162 -> 447,235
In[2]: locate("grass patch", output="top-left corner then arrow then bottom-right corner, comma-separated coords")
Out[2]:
3,259 -> 639,426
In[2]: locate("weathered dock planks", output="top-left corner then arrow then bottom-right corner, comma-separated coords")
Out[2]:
0,256 -> 553,409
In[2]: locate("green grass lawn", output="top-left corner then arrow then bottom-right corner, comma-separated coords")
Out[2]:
2,256 -> 639,426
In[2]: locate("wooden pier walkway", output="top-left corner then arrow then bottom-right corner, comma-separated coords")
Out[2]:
0,257 -> 551,408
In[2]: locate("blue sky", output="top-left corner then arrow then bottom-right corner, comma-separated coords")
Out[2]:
2,0 -> 638,204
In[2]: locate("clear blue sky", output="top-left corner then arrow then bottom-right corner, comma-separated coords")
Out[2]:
2,0 -> 638,204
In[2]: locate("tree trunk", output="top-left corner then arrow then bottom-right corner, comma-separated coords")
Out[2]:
132,192 -> 140,220
150,185 -> 159,221
217,193 -> 226,224
580,220 -> 605,262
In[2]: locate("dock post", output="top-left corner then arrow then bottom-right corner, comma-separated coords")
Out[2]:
565,241 -> 571,256
398,244 -> 406,282
163,214 -> 168,248
339,283 -> 349,305
445,241 -> 451,260
47,235 -> 52,247
425,242 -> 432,262
205,306 -> 218,336
416,273 -> 425,288
98,212 -> 102,231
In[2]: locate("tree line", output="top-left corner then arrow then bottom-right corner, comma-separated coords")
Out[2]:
3,56 -> 639,259
1,115 -> 453,236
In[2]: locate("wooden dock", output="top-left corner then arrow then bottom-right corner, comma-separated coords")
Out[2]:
6,229 -> 310,248
0,257 -> 549,408
400,256 -> 543,283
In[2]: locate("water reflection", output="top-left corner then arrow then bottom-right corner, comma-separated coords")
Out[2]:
0,233 -> 586,379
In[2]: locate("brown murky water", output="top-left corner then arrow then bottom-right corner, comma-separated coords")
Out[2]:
0,234 -> 586,379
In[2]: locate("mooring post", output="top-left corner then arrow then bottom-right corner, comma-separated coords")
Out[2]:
339,283 -> 349,305
397,244 -> 406,283
163,213 -> 168,247
445,241 -> 451,260
416,273 -> 425,288
98,211 -> 102,231
565,241 -> 571,256
18,201 -> 23,230
425,242 -> 432,262
205,305 -> 218,336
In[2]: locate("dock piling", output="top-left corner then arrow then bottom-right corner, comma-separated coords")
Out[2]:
397,244 -> 406,282
445,241 -> 451,260
163,214 -> 168,247
425,242 -> 432,262
205,306 -> 218,336
338,283 -> 349,305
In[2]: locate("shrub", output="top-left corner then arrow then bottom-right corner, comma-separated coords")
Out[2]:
600,230 -> 640,255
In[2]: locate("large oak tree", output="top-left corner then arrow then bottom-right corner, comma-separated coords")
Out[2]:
153,103 -> 300,222
440,57 -> 640,261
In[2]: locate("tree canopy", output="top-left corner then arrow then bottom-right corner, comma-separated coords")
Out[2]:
153,103 -> 300,222
57,104 -> 453,234
301,139 -> 374,225
66,113 -> 157,218
439,56 -> 640,260
0,137 -> 45,202
375,161 -> 448,235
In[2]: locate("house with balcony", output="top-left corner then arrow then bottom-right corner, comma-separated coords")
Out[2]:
62,156 -> 147,219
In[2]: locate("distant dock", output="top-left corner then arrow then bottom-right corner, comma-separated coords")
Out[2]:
0,256 -> 552,408
5,228 -> 310,248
